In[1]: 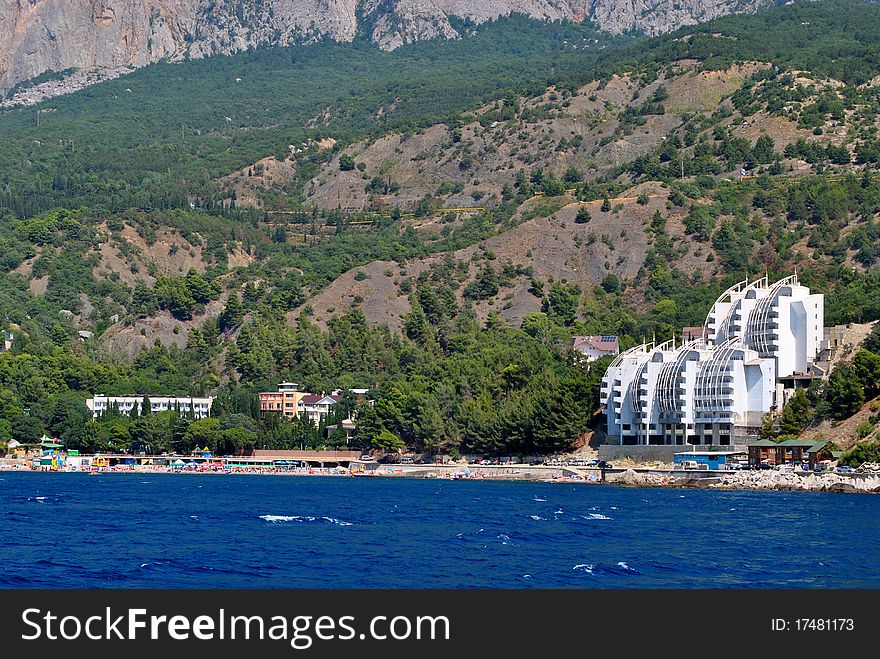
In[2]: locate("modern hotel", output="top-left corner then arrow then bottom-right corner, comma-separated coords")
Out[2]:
600,275 -> 824,446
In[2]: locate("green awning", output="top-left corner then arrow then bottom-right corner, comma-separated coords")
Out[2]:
807,440 -> 832,453
777,438 -> 816,447
749,439 -> 780,447
831,451 -> 845,459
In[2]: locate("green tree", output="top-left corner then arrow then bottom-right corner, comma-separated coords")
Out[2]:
817,363 -> 865,420
11,414 -> 43,444
339,154 -> 356,171
47,393 -> 92,448
601,274 -> 620,293
752,134 -> 776,164
326,426 -> 348,448
220,292 -> 244,332
541,175 -> 565,196
575,207 -> 591,224
852,349 -> 880,399
758,414 -> 777,440
542,282 -> 580,326
220,427 -> 258,453
463,264 -> 499,300
353,404 -> 382,448
839,440 -> 880,467
863,324 -> 880,354
129,414 -> 169,454
182,418 -> 221,453
778,388 -> 814,436
372,428 -> 405,453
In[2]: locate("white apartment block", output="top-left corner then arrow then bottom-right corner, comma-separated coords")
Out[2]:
601,275 -> 823,446
87,395 -> 214,419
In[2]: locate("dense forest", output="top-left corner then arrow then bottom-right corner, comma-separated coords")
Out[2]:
1,1 -> 880,460
0,17 -> 627,217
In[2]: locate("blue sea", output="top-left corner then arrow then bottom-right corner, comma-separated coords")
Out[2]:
1,472 -> 877,588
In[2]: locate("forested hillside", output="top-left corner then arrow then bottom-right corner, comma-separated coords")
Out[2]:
1,1 -> 879,461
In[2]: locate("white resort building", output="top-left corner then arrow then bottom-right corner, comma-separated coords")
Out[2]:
86,395 -> 214,419
600,275 -> 824,446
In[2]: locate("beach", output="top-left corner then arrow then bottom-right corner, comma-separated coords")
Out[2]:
3,458 -> 878,493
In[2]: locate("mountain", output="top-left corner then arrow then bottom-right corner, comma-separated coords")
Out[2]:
1,0 -> 777,102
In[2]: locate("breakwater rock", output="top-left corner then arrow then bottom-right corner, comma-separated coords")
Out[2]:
605,468 -> 880,493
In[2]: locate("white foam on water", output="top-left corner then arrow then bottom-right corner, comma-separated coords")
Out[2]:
617,561 -> 636,572
529,515 -> 545,521
497,533 -> 512,545
554,508 -> 563,515
573,564 -> 595,574
533,497 -> 547,502
610,506 -> 618,510
35,496 -> 47,500
522,574 -> 532,579
259,514 -> 353,526
260,515 -> 312,523
190,515 -> 199,520
582,513 -> 612,520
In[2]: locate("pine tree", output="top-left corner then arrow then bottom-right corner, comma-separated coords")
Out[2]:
220,293 -> 244,331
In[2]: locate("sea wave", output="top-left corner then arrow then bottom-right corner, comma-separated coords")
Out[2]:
580,513 -> 613,520
26,494 -> 63,504
259,515 -> 353,526
573,562 -> 639,576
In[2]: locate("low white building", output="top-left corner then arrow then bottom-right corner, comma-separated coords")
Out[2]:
572,335 -> 619,362
601,275 -> 823,447
87,395 -> 214,419
297,394 -> 341,425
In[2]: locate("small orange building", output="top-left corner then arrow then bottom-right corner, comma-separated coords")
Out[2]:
259,382 -> 311,419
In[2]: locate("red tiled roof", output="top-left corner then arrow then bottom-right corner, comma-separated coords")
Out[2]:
572,335 -> 619,352
300,394 -> 341,405
682,326 -> 705,341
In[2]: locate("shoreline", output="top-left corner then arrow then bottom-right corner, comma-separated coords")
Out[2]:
2,462 -> 878,494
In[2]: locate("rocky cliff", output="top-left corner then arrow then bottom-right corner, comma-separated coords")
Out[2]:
0,0 -> 778,99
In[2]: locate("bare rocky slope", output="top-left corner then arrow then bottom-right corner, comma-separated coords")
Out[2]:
0,0 -> 776,100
